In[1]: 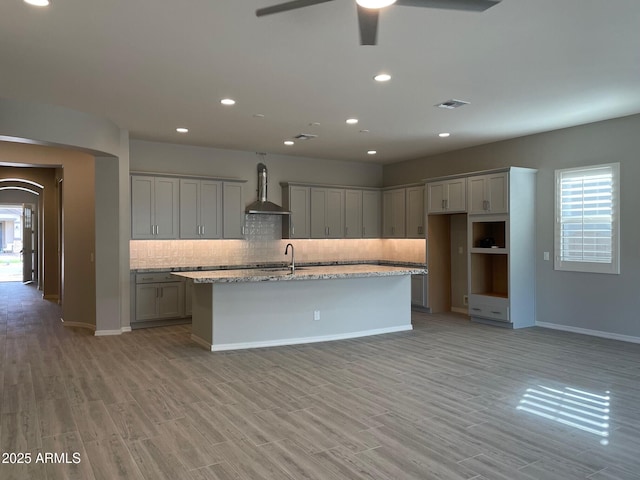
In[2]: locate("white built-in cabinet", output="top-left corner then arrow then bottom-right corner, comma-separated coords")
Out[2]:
311,188 -> 344,239
467,171 -> 508,214
425,167 -> 536,328
427,178 -> 467,214
179,179 -> 222,239
466,168 -> 536,328
131,176 -> 180,239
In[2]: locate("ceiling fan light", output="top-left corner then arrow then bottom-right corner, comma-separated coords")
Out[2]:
356,0 -> 396,9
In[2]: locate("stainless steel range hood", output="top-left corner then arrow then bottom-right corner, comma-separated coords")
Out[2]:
246,163 -> 290,215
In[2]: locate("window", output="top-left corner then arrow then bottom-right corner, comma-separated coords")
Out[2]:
555,163 -> 619,274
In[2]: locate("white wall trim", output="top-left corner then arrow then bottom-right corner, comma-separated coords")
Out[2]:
203,325 -> 413,352
94,326 -> 132,336
537,321 -> 640,344
191,334 -> 213,351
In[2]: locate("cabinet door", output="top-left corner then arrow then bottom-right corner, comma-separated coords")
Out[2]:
446,178 -> 467,212
383,189 -> 406,238
310,188 -> 328,238
154,177 -> 179,239
411,274 -> 426,307
200,180 -> 223,239
157,282 -> 185,319
362,190 -> 381,238
468,173 -> 508,214
288,186 -> 310,238
427,182 -> 446,214
345,189 -> 363,238
185,279 -> 193,316
325,188 -> 344,238
487,173 -> 508,213
222,182 -> 243,239
135,283 -> 160,321
406,186 -> 425,238
179,179 -> 201,239
131,176 -> 155,239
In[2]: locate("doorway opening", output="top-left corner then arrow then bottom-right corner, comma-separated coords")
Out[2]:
0,204 -> 24,282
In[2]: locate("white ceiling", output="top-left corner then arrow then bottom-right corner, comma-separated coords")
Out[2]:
1,0 -> 639,164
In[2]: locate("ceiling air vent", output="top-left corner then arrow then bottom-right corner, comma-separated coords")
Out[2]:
435,99 -> 470,109
293,133 -> 318,140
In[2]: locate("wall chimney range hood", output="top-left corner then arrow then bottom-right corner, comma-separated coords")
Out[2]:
246,162 -> 290,215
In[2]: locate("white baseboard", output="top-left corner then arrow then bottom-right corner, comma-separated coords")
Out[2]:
536,321 -> 640,344
95,326 -> 132,336
202,325 -> 413,352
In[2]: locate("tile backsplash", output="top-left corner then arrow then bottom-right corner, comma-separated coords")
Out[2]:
130,215 -> 426,269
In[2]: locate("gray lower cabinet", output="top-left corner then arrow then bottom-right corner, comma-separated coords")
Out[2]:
134,273 -> 186,323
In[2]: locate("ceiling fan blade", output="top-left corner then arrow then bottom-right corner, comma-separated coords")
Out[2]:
256,0 -> 335,17
357,5 -> 379,46
394,0 -> 500,12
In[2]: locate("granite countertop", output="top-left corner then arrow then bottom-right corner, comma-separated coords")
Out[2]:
171,264 -> 427,284
132,260 -> 427,274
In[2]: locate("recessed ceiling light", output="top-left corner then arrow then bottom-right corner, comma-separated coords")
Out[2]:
346,118 -> 359,125
373,73 -> 391,82
24,0 -> 50,6
220,98 -> 236,106
284,140 -> 294,146
308,122 -> 321,127
176,127 -> 189,133
359,129 -> 370,134
439,132 -> 450,137
356,0 -> 396,8
252,113 -> 265,118
367,150 -> 377,155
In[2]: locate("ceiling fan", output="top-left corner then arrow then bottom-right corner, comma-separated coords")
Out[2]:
256,0 -> 501,45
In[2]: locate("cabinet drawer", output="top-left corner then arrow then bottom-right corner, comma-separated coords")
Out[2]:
136,272 -> 177,284
469,303 -> 510,322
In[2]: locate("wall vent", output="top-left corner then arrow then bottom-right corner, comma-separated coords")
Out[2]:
435,99 -> 470,109
293,133 -> 318,140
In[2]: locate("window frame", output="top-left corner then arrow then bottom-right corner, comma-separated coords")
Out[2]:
554,162 -> 620,275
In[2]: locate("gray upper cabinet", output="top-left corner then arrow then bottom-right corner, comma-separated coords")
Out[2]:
405,185 -> 425,238
468,172 -> 508,214
382,188 -> 406,238
282,184 -> 311,239
427,178 -> 467,214
362,190 -> 381,238
311,187 -> 344,238
222,182 -> 245,239
344,189 -> 363,238
132,175 -> 179,239
179,179 -> 222,239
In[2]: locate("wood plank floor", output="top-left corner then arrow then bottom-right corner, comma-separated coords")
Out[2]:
1,282 -> 640,479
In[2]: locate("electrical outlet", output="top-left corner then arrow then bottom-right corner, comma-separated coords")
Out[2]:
313,310 -> 320,321
463,295 -> 468,306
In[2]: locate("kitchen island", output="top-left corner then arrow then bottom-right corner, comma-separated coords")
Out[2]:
173,264 -> 426,351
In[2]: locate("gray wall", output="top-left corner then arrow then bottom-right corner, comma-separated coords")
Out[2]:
130,140 -> 384,205
384,113 -> 640,338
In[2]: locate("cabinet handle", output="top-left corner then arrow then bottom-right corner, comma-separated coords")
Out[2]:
441,199 -> 445,209
391,226 -> 395,235
362,226 -> 366,236
490,310 -> 501,315
155,225 -> 159,235
292,226 -> 295,236
444,199 -> 448,209
202,225 -> 205,235
471,307 -> 481,311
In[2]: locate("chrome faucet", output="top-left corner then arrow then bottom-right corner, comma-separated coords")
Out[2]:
285,243 -> 295,273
